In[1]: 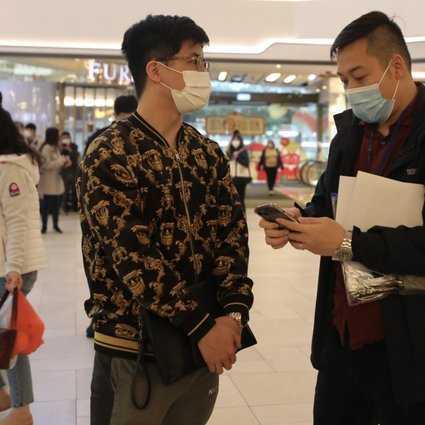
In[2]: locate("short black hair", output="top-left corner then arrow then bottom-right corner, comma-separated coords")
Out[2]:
122,15 -> 209,97
44,127 -> 60,147
331,11 -> 411,71
25,122 -> 36,131
114,95 -> 138,115
61,131 -> 71,138
0,104 -> 40,163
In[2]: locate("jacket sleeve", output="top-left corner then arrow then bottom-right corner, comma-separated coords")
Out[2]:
352,224 -> 425,275
213,148 -> 254,324
80,142 -> 216,343
301,136 -> 339,218
42,147 -> 65,171
0,168 -> 31,274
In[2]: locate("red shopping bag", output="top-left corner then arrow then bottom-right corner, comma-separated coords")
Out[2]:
12,290 -> 45,356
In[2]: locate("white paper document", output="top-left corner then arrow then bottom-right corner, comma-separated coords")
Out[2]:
336,171 -> 425,232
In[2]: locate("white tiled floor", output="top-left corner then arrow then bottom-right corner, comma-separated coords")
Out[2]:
1,209 -> 320,425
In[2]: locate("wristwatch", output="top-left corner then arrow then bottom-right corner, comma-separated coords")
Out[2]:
333,231 -> 353,262
228,312 -> 243,327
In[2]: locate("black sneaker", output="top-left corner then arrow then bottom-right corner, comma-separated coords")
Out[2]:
41,226 -> 47,234
54,226 -> 63,234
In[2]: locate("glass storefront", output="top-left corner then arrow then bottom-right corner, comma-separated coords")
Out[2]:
0,55 -> 343,184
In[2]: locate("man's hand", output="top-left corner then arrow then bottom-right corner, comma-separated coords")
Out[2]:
198,316 -> 241,375
259,207 -> 301,250
5,272 -> 23,292
276,216 -> 346,257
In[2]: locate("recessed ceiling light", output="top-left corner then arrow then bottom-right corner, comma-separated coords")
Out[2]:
284,74 -> 297,84
265,72 -> 282,83
218,71 -> 228,81
308,73 -> 317,82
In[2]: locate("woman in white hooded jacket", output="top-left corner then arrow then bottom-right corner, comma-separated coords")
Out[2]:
0,103 -> 46,425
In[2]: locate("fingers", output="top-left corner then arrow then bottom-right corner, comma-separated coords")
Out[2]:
265,236 -> 289,249
288,232 -> 307,244
259,219 -> 279,230
266,228 -> 289,238
298,217 -> 324,224
290,241 -> 305,250
223,357 -> 233,371
207,362 -> 216,374
215,364 -> 224,375
275,218 -> 303,232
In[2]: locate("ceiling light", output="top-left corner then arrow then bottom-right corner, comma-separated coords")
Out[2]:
218,71 -> 228,82
265,72 -> 282,83
237,93 -> 252,102
308,73 -> 317,82
283,74 -> 297,84
276,64 -> 282,69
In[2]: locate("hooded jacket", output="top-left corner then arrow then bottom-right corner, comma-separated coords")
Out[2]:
0,154 -> 47,277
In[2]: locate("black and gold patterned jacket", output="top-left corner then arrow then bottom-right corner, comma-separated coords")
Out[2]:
77,112 -> 254,358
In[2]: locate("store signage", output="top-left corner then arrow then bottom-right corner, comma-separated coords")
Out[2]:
87,60 -> 133,86
206,113 -> 266,136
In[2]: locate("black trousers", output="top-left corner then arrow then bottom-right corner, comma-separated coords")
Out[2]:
314,329 -> 425,425
41,195 -> 62,229
232,178 -> 249,211
264,167 -> 278,191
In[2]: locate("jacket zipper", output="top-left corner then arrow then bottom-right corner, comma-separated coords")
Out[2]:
174,150 -> 199,283
131,114 -> 198,282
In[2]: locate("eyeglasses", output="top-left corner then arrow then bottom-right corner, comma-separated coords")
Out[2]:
159,54 -> 210,72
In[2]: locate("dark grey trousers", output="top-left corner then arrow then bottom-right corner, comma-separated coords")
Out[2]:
91,351 -> 219,425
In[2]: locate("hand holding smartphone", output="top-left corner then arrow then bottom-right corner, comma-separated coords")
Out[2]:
254,203 -> 300,224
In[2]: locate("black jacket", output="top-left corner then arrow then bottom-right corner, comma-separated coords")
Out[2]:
305,83 -> 425,406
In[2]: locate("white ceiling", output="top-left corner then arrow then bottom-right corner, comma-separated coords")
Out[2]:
2,0 -> 425,61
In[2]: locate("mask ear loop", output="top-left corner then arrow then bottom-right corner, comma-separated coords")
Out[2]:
154,61 -> 183,91
392,79 -> 400,100
378,59 -> 394,86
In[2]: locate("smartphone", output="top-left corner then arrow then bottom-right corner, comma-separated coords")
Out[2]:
254,203 -> 299,224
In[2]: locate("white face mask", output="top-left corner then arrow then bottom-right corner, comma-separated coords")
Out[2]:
231,140 -> 241,149
158,63 -> 212,114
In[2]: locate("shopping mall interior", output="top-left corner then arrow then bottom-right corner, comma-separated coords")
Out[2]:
1,1 -> 425,424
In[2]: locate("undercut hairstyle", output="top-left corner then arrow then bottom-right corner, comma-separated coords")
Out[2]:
122,15 -> 209,97
331,11 -> 412,71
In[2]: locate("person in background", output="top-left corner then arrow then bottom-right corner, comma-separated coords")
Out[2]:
258,140 -> 284,195
83,95 -> 138,156
227,130 -> 251,210
0,102 -> 47,425
14,122 -> 25,138
38,127 -> 71,234
24,124 -> 40,151
60,132 -> 80,213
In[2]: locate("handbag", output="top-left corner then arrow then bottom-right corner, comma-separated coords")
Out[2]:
133,277 -> 257,409
0,289 -> 17,370
342,261 -> 425,306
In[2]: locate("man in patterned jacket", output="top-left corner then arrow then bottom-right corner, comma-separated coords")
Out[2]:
78,14 -> 254,425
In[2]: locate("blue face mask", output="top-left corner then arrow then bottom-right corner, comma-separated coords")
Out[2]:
346,61 -> 400,124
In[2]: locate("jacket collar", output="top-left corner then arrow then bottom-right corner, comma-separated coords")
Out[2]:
333,83 -> 425,177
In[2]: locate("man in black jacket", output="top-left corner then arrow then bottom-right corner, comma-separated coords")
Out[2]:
260,11 -> 425,425
79,14 -> 254,425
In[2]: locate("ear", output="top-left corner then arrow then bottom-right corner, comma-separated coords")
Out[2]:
145,60 -> 161,83
392,54 -> 406,80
